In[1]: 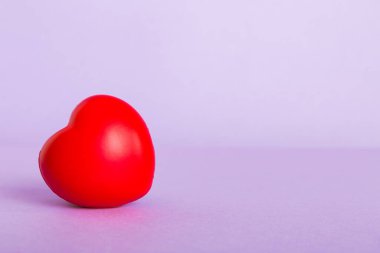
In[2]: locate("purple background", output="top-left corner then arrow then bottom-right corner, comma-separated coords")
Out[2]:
1,0 -> 380,147
1,0 -> 380,252
2,146 -> 380,252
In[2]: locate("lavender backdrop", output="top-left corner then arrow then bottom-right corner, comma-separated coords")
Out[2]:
1,1 -> 380,253
1,0 -> 380,148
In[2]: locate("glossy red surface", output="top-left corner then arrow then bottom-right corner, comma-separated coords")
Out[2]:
39,95 -> 155,208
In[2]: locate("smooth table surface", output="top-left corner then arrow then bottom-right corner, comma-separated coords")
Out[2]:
1,145 -> 380,252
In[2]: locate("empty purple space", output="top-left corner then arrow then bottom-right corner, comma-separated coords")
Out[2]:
0,0 -> 380,148
1,145 -> 380,252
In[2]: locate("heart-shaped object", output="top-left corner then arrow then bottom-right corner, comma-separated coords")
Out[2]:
38,95 -> 155,208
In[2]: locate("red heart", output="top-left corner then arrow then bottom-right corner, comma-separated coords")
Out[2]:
38,95 -> 155,208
